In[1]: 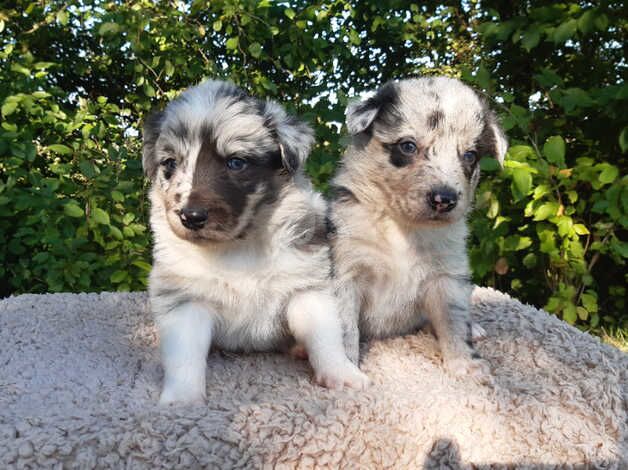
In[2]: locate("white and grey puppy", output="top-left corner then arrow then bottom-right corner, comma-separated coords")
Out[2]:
143,80 -> 368,405
329,77 -> 507,379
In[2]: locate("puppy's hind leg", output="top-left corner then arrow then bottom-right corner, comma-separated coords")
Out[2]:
287,290 -> 370,390
421,277 -> 491,383
157,302 -> 214,405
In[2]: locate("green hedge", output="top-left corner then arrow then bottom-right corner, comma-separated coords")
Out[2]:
0,1 -> 626,330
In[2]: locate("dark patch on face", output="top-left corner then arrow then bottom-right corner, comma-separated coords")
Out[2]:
329,185 -> 359,204
471,351 -> 482,360
383,141 -> 418,168
142,110 -> 165,178
185,128 -> 285,237
174,193 -> 181,203
427,110 -> 444,130
477,115 -> 498,160
352,81 -> 402,134
459,151 -> 479,180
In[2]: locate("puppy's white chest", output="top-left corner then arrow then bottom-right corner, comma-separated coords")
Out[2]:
164,244 -> 326,350
360,229 -> 434,337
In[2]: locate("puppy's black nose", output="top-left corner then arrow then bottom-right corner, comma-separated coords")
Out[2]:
428,187 -> 458,213
180,207 -> 208,230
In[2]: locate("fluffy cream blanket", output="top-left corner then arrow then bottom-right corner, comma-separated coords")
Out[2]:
0,287 -> 626,469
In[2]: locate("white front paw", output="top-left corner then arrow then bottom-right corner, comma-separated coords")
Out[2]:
159,383 -> 206,405
315,361 -> 370,390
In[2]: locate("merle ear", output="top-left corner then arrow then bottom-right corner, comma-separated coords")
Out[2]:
142,110 -> 165,179
345,81 -> 399,135
262,100 -> 314,173
483,110 -> 508,166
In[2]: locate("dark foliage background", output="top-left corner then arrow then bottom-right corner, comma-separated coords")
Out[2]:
1,1 -> 626,331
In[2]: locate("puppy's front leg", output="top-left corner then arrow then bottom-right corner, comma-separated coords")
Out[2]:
421,277 -> 490,382
157,302 -> 214,405
287,290 -> 369,389
335,279 -> 362,365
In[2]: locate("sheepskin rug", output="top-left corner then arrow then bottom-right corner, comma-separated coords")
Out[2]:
0,287 -> 626,469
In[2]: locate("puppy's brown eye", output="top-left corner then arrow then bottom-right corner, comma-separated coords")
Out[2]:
399,141 -> 417,155
462,150 -> 477,165
161,158 -> 177,179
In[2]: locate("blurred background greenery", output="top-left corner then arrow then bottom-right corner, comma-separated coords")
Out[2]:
0,1 -> 626,338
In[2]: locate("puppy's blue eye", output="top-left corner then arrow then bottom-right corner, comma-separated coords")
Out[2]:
399,141 -> 417,154
463,150 -> 478,164
226,157 -> 247,171
160,158 -> 177,179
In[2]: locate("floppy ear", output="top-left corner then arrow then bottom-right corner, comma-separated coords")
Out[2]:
142,110 -> 165,179
262,100 -> 314,173
345,81 -> 400,135
482,110 -> 508,166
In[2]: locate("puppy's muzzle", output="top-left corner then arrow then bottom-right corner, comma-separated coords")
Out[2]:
428,187 -> 458,213
180,206 -> 209,230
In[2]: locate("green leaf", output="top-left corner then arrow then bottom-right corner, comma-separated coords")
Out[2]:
98,22 -> 120,36
553,19 -> 577,44
577,10 -> 595,35
10,63 -> 30,76
576,307 -> 589,321
64,203 -> 84,218
543,136 -> 566,166
92,208 -> 110,225
109,225 -> 124,240
132,260 -> 152,272
1,101 -> 18,117
476,64 -> 491,90
48,144 -> 73,155
573,224 -> 590,235
226,37 -> 239,50
620,127 -> 628,153
598,165 -> 618,184
284,8 -> 296,20
523,253 -> 537,268
111,191 -> 125,202
110,270 -> 127,283
512,168 -> 532,196
594,13 -> 608,31
248,42 -> 263,58
562,303 -> 577,324
533,202 -> 559,221
213,20 -> 222,32
521,25 -> 541,51
56,10 -> 69,26
581,293 -> 598,313
122,213 -> 135,225
479,156 -> 500,172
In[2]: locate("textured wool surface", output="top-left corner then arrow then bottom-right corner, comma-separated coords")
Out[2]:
0,287 -> 626,469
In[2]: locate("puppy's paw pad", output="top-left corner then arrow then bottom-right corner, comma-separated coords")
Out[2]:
315,363 -> 370,390
471,323 -> 487,340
